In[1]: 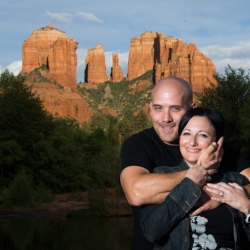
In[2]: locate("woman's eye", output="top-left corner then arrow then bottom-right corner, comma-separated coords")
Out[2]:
182,132 -> 190,136
199,134 -> 208,138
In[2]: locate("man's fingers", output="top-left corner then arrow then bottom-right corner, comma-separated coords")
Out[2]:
189,200 -> 221,216
197,143 -> 217,164
207,169 -> 217,175
189,205 -> 207,216
216,136 -> 224,161
211,196 -> 223,202
201,160 -> 218,170
217,137 -> 224,148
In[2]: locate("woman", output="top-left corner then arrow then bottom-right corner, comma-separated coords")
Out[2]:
140,107 -> 250,249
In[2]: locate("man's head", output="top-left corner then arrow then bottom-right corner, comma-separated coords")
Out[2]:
150,76 -> 194,145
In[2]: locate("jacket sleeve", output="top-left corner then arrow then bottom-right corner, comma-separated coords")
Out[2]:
140,176 -> 201,242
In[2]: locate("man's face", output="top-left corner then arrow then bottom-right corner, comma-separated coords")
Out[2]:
150,85 -> 191,145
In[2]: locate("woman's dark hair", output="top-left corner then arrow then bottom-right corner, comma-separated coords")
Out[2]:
178,107 -> 225,141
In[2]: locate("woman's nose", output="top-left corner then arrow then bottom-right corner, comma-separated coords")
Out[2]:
189,136 -> 198,146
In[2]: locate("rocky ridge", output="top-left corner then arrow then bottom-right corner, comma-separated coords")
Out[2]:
21,26 -> 217,123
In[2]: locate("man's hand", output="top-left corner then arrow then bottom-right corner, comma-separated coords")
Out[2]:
189,199 -> 221,216
198,137 -> 224,169
185,160 -> 217,188
189,188 -> 221,216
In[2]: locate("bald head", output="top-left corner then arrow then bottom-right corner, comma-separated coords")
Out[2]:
150,76 -> 194,145
152,76 -> 193,108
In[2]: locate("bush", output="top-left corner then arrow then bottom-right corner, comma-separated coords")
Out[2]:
88,189 -> 108,216
34,184 -> 54,203
8,169 -> 35,208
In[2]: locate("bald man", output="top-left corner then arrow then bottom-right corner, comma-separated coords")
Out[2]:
120,76 -> 250,250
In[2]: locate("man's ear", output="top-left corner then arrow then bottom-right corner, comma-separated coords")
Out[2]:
191,102 -> 197,108
149,101 -> 152,116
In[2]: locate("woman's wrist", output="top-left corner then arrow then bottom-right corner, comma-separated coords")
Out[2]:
241,200 -> 250,216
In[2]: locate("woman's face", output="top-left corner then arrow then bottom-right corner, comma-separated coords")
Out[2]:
179,116 -> 216,167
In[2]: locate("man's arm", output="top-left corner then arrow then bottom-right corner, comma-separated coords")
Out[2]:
240,168 -> 250,197
120,166 -> 187,206
120,137 -> 223,206
120,160 -> 218,206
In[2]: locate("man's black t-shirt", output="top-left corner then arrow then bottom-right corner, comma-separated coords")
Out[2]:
120,127 -> 250,250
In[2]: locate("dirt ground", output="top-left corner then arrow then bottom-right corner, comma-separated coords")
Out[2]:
0,188 -> 132,218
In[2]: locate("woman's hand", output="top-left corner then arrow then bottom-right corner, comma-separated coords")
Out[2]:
206,182 -> 250,215
185,160 -> 217,188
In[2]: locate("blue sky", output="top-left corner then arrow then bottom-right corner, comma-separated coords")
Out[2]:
1,0 -> 250,82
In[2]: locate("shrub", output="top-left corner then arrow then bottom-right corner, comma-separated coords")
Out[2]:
88,189 -> 108,216
7,169 -> 35,208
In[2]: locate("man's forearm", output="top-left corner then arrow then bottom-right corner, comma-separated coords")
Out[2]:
243,184 -> 250,197
120,167 -> 187,206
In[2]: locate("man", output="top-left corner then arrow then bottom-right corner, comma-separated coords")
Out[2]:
120,76 -> 250,250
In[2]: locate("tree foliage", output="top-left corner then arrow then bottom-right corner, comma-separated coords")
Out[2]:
196,65 -> 250,158
0,69 -> 152,203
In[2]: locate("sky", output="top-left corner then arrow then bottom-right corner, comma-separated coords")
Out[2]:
1,0 -> 250,82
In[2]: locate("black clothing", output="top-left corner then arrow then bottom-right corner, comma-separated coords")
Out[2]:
120,127 -> 250,250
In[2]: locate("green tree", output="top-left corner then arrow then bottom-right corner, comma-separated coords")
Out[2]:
196,65 -> 250,157
119,110 -> 151,142
0,70 -> 55,186
7,169 -> 35,208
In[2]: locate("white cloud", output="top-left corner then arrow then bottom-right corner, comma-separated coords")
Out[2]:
201,42 -> 250,74
105,51 -> 128,77
76,48 -> 88,82
76,48 -> 128,82
213,58 -> 250,75
201,42 -> 250,60
77,12 -> 103,23
46,11 -> 71,23
0,61 -> 22,75
118,51 -> 129,76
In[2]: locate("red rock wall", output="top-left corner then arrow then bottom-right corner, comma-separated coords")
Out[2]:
127,32 -> 158,80
85,44 -> 106,83
28,83 -> 92,123
111,53 -> 124,82
128,32 -> 217,93
22,25 -> 78,89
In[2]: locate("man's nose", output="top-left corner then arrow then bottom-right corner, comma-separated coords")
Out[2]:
162,110 -> 173,122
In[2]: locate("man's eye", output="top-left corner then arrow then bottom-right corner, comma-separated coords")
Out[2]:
172,107 -> 181,111
154,106 -> 161,110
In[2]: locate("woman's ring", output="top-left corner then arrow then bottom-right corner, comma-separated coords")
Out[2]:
221,191 -> 224,197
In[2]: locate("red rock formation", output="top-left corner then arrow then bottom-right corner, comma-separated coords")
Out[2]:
85,44 -> 106,83
127,32 -> 216,93
22,25 -> 78,89
129,79 -> 152,93
155,39 -> 216,93
127,32 -> 157,80
111,53 -> 124,82
28,83 -> 93,123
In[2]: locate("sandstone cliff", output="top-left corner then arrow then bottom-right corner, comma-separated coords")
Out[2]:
127,32 -> 216,93
28,83 -> 92,123
22,25 -> 78,89
110,53 -> 124,82
21,26 -> 217,123
85,44 -> 106,83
